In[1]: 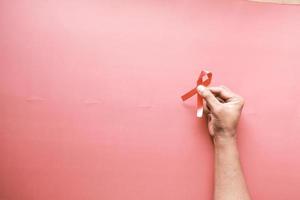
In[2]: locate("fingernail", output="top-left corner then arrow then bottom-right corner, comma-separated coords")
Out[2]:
197,85 -> 205,94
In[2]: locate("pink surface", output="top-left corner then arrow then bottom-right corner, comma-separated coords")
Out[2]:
1,0 -> 300,199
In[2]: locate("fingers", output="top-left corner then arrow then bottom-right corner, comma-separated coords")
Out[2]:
197,85 -> 220,110
216,96 -> 225,103
208,86 -> 236,101
208,86 -> 245,107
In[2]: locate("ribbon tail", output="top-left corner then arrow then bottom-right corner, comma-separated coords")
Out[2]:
181,88 -> 197,101
196,94 -> 204,118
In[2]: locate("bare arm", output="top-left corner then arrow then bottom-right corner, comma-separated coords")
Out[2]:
197,85 -> 251,200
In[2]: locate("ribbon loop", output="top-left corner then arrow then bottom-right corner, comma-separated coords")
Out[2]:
181,70 -> 212,117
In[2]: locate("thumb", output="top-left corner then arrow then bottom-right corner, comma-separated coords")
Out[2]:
197,85 -> 220,110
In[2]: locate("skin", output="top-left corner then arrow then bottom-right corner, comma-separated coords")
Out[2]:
197,85 -> 251,200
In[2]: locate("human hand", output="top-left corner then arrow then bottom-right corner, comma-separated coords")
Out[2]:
197,85 -> 244,146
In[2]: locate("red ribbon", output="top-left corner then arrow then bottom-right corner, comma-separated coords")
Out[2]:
181,70 -> 212,117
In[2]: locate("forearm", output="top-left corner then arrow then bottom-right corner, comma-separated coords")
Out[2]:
214,136 -> 251,200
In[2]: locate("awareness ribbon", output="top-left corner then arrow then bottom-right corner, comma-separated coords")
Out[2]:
181,70 -> 212,117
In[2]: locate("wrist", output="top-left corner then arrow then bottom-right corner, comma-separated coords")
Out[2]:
213,133 -> 237,149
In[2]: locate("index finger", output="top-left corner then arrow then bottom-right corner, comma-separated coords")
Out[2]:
208,86 -> 237,102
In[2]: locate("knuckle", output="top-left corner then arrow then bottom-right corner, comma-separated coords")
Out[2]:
239,96 -> 245,104
237,96 -> 245,108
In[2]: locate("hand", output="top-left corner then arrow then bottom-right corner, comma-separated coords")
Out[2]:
197,85 -> 245,146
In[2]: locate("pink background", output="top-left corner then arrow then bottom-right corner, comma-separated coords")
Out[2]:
1,0 -> 300,199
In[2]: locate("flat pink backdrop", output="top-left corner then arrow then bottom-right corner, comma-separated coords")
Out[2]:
1,0 -> 300,199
